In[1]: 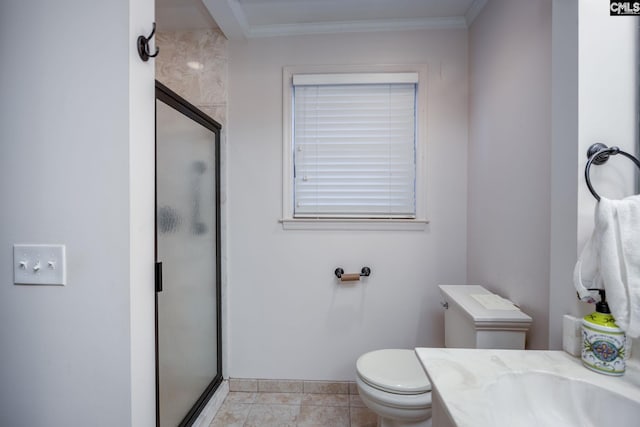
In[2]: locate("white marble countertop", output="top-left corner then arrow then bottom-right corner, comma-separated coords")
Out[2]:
415,348 -> 640,427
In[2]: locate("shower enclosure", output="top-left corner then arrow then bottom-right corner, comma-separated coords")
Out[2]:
155,81 -> 222,426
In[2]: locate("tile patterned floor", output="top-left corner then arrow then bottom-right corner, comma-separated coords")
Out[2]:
210,382 -> 378,426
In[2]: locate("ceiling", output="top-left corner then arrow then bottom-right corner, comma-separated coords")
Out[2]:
156,0 -> 218,31
156,0 -> 486,38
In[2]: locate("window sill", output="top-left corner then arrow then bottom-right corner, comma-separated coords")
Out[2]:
279,218 -> 429,231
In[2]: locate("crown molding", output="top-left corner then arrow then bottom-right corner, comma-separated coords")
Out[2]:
465,0 -> 488,27
202,0 -> 249,40
246,17 -> 467,38
206,0 -> 482,40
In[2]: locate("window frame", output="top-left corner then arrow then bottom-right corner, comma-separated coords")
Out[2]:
281,64 -> 429,231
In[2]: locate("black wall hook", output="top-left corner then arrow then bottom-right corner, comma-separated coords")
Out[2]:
137,23 -> 159,62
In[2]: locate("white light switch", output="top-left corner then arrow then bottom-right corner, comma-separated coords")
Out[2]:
14,244 -> 66,285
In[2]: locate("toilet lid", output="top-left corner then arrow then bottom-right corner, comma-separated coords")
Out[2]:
356,349 -> 431,395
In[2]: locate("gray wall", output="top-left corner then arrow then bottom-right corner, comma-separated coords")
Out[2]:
467,0 -> 552,349
0,1 -> 155,425
227,29 -> 469,380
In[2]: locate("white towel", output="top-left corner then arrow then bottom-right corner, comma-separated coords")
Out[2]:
573,195 -> 640,338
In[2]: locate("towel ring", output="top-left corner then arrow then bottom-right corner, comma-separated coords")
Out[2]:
585,143 -> 640,201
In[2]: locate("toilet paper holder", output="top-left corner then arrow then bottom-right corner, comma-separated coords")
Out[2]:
334,267 -> 371,282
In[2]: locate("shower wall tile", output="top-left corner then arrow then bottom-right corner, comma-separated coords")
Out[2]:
156,29 -> 227,126
200,104 -> 226,128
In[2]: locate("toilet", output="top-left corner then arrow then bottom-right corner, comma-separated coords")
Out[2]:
355,285 -> 532,427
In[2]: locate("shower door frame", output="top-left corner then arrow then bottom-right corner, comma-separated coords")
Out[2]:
155,80 -> 223,427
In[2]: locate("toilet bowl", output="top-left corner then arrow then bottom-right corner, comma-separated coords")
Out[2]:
355,285 -> 532,426
356,349 -> 432,427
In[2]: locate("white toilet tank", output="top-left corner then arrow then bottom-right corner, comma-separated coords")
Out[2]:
439,285 -> 532,350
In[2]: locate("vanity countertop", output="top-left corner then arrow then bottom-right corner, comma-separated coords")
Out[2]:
415,348 -> 640,427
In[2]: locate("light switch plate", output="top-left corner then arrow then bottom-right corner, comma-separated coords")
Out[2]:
14,244 -> 66,285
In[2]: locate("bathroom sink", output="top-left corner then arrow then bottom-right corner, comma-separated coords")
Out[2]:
415,348 -> 640,427
485,371 -> 640,426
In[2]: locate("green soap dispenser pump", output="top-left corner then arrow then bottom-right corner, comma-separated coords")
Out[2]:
581,289 -> 626,376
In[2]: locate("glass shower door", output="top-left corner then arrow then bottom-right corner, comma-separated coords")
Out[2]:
155,82 -> 221,427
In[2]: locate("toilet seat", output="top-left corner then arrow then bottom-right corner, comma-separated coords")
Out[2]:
356,349 -> 431,395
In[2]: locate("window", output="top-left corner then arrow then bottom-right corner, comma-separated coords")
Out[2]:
282,66 -> 428,230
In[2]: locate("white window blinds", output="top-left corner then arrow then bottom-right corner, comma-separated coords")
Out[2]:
293,73 -> 417,218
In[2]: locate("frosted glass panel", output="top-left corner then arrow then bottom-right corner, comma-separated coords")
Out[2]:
156,99 -> 218,427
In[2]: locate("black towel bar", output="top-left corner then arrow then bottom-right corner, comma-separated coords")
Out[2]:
585,143 -> 640,201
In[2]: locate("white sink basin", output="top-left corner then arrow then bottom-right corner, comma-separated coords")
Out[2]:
415,348 -> 640,427
486,371 -> 640,427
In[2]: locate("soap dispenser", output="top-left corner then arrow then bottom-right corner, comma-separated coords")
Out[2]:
581,289 -> 626,376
